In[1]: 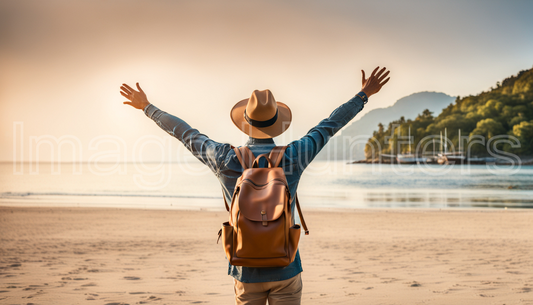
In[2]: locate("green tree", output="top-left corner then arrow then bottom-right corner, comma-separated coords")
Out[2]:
470,118 -> 505,139
512,121 -> 533,154
363,67 -> 533,159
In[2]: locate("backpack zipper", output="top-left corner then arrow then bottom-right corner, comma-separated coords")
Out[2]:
241,178 -> 288,188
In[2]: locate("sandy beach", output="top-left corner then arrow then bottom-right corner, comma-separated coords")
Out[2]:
1,206 -> 532,304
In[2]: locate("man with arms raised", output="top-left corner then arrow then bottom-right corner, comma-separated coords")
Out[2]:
120,67 -> 390,304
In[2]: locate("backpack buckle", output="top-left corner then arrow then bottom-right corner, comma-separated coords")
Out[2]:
261,210 -> 268,226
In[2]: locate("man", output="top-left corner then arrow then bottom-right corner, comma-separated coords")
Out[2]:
120,67 -> 390,304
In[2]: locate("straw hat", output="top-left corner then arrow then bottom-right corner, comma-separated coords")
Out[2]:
230,89 -> 292,139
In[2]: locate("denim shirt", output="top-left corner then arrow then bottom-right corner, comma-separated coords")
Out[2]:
143,93 -> 366,283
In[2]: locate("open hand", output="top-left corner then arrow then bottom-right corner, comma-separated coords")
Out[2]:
361,67 -> 391,98
120,83 -> 150,110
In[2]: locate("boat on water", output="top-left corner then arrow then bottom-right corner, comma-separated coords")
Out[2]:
396,154 -> 427,164
370,127 -> 500,165
380,153 -> 397,164
436,128 -> 467,164
437,152 -> 466,164
437,152 -> 499,165
395,126 -> 427,164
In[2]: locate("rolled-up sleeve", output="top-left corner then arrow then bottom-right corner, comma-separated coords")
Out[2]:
286,93 -> 366,173
144,104 -> 229,174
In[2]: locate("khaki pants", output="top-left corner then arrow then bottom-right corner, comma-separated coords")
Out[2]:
234,273 -> 302,305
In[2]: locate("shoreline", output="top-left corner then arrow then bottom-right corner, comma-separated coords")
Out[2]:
0,202 -> 531,212
2,201 -> 532,212
3,184 -> 533,210
1,206 -> 532,304
352,155 -> 533,165
352,159 -> 533,165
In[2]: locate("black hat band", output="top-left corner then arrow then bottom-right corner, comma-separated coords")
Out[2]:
244,109 -> 278,128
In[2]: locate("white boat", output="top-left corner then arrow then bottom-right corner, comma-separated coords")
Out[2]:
380,153 -> 397,163
396,126 -> 425,164
396,154 -> 426,164
437,152 -> 467,164
436,128 -> 467,164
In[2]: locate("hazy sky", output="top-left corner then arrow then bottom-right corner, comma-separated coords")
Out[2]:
1,0 -> 532,162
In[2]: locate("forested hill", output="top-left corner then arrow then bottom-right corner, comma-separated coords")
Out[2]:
364,67 -> 533,159
314,92 -> 455,161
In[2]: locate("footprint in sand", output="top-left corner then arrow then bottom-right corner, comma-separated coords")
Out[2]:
514,287 -> 531,293
432,290 -> 449,294
123,276 -> 141,280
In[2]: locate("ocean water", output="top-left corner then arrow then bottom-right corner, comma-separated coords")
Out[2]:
1,161 -> 533,210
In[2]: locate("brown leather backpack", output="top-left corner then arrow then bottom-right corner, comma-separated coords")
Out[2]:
217,146 -> 309,267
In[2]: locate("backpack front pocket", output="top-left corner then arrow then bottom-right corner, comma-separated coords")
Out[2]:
236,214 -> 287,258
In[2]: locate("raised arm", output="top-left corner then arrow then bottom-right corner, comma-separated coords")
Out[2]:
121,83 -> 150,110
286,66 -> 391,172
361,67 -> 390,97
120,83 -> 229,174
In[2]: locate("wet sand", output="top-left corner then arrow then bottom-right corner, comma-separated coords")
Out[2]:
0,206 -> 532,304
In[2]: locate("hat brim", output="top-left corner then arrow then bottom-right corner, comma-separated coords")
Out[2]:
230,98 -> 292,139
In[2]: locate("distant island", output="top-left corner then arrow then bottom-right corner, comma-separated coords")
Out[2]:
315,92 -> 456,161
362,67 -> 533,164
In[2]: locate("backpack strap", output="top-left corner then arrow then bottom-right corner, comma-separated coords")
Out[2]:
223,195 -> 230,212
252,154 -> 273,168
268,146 -> 287,167
222,145 -> 237,212
295,194 -> 309,235
234,146 -> 255,169
224,146 -> 255,212
268,146 -> 310,235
